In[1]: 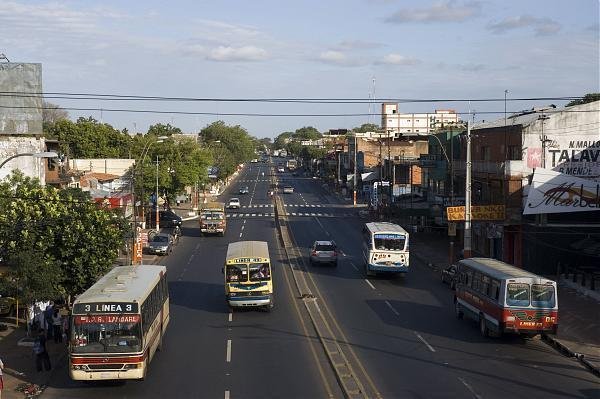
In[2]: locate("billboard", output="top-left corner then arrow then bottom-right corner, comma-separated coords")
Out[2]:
0,63 -> 43,136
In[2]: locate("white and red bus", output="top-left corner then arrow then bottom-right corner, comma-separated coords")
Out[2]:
454,258 -> 558,337
69,265 -> 169,380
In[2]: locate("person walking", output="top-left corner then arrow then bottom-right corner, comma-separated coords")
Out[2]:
52,309 -> 62,343
44,302 -> 54,340
0,356 -> 4,399
33,330 -> 51,372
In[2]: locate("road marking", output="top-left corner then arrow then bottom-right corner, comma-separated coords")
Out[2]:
458,377 -> 482,399
384,300 -> 399,316
415,332 -> 436,353
350,262 -> 359,271
239,232 -> 243,238
226,339 -> 232,362
365,279 -> 375,290
228,312 -> 233,322
241,225 -> 245,231
314,217 -> 330,236
224,391 -> 230,399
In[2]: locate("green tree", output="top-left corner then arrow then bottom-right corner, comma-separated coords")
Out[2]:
293,126 -> 321,140
566,93 -> 600,107
274,132 -> 293,149
353,123 -> 379,133
0,171 -> 128,298
199,121 -> 256,179
147,123 -> 182,137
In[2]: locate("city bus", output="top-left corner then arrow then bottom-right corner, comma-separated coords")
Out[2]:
454,258 -> 558,338
69,265 -> 169,381
224,241 -> 273,311
362,222 -> 410,276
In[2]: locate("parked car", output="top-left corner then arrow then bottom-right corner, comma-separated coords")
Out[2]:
277,167 -> 285,173
228,198 -> 241,209
145,210 -> 182,228
147,233 -> 173,256
310,240 -> 338,266
283,185 -> 294,194
239,186 -> 249,195
441,264 -> 458,288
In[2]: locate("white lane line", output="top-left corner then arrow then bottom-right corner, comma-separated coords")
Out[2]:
225,391 -> 230,399
384,300 -> 400,316
365,279 -> 376,290
458,377 -> 482,399
228,312 -> 233,322
314,217 -> 330,236
241,225 -> 245,231
239,232 -> 243,238
415,332 -> 436,353
350,262 -> 359,271
226,339 -> 232,362
243,219 -> 246,224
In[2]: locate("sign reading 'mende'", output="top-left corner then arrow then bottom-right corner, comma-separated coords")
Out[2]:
73,302 -> 139,314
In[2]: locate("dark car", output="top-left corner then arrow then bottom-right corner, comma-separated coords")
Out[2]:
239,186 -> 249,195
147,233 -> 173,256
441,264 -> 457,288
146,210 -> 182,228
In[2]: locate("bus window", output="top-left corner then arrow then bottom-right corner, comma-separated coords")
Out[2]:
72,316 -> 142,354
491,280 -> 501,300
506,283 -> 530,307
531,284 -> 556,308
250,263 -> 270,282
373,234 -> 406,251
226,265 -> 246,282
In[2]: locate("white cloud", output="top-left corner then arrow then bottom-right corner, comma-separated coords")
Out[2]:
487,15 -> 561,36
385,1 -> 481,24
319,50 -> 347,63
206,46 -> 268,62
336,40 -> 384,50
379,53 -> 420,65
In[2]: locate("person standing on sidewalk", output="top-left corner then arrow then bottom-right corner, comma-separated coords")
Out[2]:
51,309 -> 62,343
44,302 -> 54,340
0,356 -> 4,399
33,330 -> 51,372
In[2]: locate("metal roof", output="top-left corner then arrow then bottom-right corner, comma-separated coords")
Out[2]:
226,241 -> 270,261
73,265 -> 166,305
459,257 -> 544,281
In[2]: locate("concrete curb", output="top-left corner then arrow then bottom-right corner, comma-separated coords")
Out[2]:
541,334 -> 600,378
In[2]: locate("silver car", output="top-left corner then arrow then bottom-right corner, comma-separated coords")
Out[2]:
309,240 -> 338,267
147,233 -> 173,256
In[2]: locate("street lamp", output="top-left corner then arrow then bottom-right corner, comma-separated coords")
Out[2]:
0,151 -> 58,169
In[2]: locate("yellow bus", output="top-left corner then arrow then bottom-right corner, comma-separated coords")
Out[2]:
224,241 -> 273,311
69,265 -> 169,381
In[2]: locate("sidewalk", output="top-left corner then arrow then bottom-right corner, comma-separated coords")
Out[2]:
409,230 -> 600,377
0,321 -> 68,399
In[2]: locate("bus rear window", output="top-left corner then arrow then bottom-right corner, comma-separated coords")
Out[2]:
531,284 -> 556,308
373,234 -> 406,251
506,283 -> 530,307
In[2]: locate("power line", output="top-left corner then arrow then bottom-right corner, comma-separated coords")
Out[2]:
0,105 -> 596,118
0,91 -> 585,104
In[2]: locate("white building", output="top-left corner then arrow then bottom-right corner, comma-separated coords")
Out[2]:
381,103 -> 459,136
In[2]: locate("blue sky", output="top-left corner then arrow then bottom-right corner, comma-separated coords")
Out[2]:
1,0 -> 598,138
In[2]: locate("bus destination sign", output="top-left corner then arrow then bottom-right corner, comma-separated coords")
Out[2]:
73,302 -> 139,315
232,257 -> 264,264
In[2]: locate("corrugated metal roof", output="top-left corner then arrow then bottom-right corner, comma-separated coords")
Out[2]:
459,257 -> 546,281
472,111 -> 543,130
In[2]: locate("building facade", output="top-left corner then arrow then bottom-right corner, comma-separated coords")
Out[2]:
381,103 -> 459,136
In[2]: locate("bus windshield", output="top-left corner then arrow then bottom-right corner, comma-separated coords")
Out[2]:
226,264 -> 247,282
71,315 -> 142,354
250,263 -> 270,282
373,234 -> 406,251
202,211 -> 224,220
506,283 -> 530,307
531,284 -> 556,308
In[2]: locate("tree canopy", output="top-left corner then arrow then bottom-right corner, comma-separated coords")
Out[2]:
199,121 -> 256,179
566,93 -> 600,107
0,171 -> 129,300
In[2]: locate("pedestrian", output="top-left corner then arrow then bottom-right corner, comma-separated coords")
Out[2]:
52,309 -> 62,343
0,356 -> 4,399
33,330 -> 51,372
62,312 -> 70,345
44,302 -> 54,340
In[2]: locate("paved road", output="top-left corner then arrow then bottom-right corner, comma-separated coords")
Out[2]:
42,161 -> 599,399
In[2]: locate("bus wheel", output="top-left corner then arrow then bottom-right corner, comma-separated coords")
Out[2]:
479,316 -> 488,337
454,301 -> 463,319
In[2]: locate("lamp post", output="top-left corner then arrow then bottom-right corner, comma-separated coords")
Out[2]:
138,136 -> 168,221
0,151 -> 58,169
353,134 -> 358,206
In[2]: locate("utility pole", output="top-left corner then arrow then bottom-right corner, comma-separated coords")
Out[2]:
156,155 -> 160,231
464,117 -> 472,259
353,134 -> 358,205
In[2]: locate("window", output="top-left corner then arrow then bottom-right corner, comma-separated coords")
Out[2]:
531,284 -> 555,308
249,263 -> 270,282
373,234 -> 406,251
481,146 -> 491,161
226,265 -> 247,283
141,277 -> 167,334
506,283 -> 530,307
508,145 -> 521,160
491,280 -> 500,300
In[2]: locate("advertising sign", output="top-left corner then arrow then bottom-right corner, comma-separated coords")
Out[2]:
523,168 -> 600,215
446,205 -> 505,221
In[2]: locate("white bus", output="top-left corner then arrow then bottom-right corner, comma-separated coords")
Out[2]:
69,265 -> 169,381
362,222 -> 410,276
